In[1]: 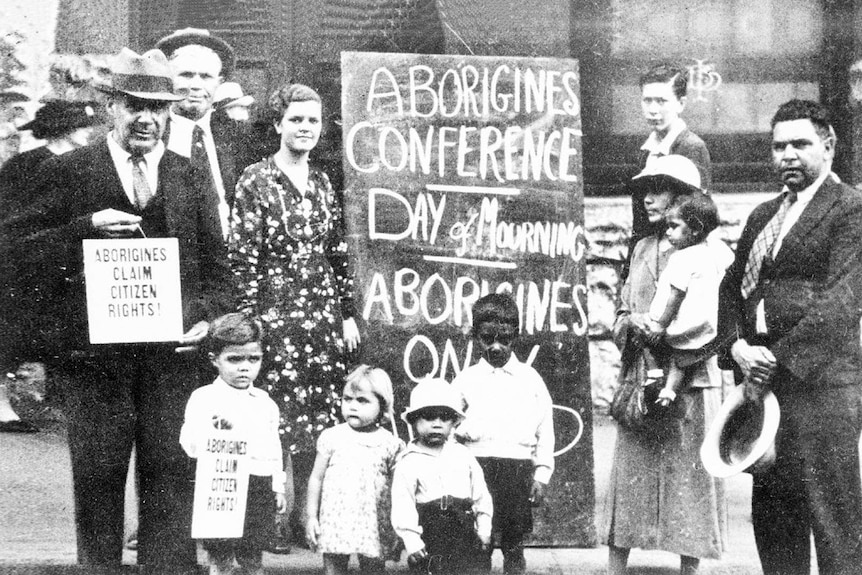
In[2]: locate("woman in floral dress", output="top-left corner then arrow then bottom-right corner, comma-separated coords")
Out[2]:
228,83 -> 360,545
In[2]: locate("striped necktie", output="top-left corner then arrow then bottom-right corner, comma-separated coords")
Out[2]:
740,189 -> 797,300
131,155 -> 152,210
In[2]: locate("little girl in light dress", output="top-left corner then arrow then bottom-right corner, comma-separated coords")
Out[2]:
306,365 -> 404,574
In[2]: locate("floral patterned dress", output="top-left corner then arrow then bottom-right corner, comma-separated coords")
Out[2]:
316,423 -> 404,559
229,157 -> 354,455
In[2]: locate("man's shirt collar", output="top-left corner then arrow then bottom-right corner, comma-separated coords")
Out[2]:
106,132 -> 165,165
476,354 -> 518,376
641,117 -> 687,156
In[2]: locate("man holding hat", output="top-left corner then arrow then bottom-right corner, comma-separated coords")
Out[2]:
9,47 -> 231,574
156,27 -> 250,240
717,99 -> 862,575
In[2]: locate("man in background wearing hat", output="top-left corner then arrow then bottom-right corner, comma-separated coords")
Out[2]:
717,99 -> 862,575
156,28 -> 251,240
7,47 -> 231,574
213,81 -> 254,123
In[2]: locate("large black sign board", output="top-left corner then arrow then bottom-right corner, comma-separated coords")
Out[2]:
341,51 -> 595,546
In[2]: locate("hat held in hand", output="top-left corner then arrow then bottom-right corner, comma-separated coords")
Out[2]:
700,385 -> 780,478
100,48 -> 182,101
402,378 -> 465,423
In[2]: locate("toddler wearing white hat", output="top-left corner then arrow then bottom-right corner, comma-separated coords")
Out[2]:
391,378 -> 492,574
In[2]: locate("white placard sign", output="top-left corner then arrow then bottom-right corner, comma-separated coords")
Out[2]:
83,238 -> 183,344
191,431 -> 250,539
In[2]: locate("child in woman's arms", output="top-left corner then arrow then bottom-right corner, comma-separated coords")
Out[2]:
643,193 -> 733,407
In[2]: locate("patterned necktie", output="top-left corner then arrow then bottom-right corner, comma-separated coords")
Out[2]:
131,155 -> 152,210
740,189 -> 798,299
191,124 -> 211,175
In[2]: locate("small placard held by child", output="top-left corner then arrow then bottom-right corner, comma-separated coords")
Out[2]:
191,431 -> 250,539
82,238 -> 183,344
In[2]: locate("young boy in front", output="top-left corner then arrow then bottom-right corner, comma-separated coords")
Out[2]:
180,313 -> 288,575
391,378 -> 493,575
452,293 -> 555,574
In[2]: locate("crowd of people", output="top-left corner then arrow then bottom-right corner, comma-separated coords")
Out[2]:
0,27 -> 861,575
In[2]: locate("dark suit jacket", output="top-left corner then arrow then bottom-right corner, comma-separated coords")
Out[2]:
165,114 -> 259,211
717,178 -> 862,391
8,139 -> 232,359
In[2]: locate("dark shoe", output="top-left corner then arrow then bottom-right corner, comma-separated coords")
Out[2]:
267,522 -> 291,554
267,539 -> 291,554
0,419 -> 38,433
502,546 -> 525,574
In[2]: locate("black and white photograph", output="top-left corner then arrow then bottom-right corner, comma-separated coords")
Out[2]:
2,1 -> 861,574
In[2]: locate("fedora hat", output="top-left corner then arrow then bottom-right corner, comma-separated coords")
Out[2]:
101,48 -> 182,102
700,385 -> 780,478
19,100 -> 101,139
632,154 -> 703,193
402,378 -> 465,423
214,81 -> 254,109
155,28 -> 236,79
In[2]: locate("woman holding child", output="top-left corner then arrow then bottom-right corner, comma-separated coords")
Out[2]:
601,155 -> 728,575
228,83 -> 359,545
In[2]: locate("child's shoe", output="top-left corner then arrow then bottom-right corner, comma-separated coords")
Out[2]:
502,545 -> 526,574
209,560 -> 236,575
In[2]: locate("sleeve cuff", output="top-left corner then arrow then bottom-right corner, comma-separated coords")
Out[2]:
533,465 -> 553,484
272,471 -> 287,493
401,532 -> 425,555
341,298 -> 355,320
476,515 -> 492,541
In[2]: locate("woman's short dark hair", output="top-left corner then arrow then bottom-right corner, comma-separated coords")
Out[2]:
639,64 -> 688,101
471,293 -> 519,333
205,312 -> 263,355
267,83 -> 322,123
671,192 -> 720,239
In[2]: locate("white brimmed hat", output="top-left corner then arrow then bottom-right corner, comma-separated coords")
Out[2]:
401,378 -> 465,423
700,385 -> 780,478
214,81 -> 254,109
633,154 -> 702,191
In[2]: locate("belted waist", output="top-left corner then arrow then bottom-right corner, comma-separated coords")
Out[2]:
417,495 -> 474,513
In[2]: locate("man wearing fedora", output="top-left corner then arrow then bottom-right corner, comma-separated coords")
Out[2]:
156,27 -> 252,240
8,47 -> 231,574
717,99 -> 862,575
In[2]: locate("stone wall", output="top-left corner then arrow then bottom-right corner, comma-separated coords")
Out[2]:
584,191 -> 771,411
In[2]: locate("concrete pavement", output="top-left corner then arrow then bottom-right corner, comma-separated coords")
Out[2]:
0,414 -> 778,574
